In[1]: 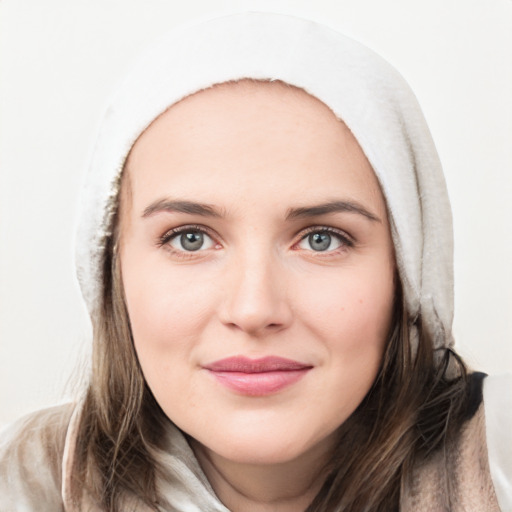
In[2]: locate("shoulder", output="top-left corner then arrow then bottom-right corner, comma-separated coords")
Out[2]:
402,372 -> 508,511
484,374 -> 512,512
0,403 -> 75,512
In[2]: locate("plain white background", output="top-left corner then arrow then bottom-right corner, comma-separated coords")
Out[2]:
1,0 -> 511,428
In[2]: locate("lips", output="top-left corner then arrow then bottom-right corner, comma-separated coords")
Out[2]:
203,356 -> 312,396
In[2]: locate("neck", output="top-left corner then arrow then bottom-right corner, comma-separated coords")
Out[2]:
189,436 -> 334,512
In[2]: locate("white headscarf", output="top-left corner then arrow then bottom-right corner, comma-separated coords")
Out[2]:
75,11 -> 454,353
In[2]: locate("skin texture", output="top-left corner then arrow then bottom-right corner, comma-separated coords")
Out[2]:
119,80 -> 396,511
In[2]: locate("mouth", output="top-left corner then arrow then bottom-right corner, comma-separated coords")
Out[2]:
203,356 -> 313,396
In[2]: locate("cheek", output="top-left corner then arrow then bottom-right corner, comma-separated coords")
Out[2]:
304,268 -> 394,409
120,249 -> 215,375
296,262 -> 395,408
126,279 -> 213,354
123,279 -> 211,406
298,264 -> 395,344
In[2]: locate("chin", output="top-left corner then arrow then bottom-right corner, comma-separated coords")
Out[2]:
200,438 -> 311,466
188,417 -> 338,467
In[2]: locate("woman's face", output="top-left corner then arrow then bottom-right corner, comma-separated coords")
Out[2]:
120,81 -> 395,466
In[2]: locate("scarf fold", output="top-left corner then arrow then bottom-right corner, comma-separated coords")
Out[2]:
75,11 -> 454,354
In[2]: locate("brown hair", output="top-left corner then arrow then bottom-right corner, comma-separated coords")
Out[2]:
70,122 -> 470,511
69,214 -> 470,512
305,286 -> 469,511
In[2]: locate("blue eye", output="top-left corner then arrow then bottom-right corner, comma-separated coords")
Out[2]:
168,229 -> 215,252
297,230 -> 350,252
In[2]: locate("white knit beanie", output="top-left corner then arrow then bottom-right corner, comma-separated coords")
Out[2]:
75,12 -> 454,353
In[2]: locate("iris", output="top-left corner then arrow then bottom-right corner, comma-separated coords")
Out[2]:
308,232 -> 332,251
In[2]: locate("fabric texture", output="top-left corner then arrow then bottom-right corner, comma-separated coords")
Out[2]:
1,375 -> 511,511
0,404 -> 72,512
484,374 -> 512,511
5,11 -> 509,511
75,11 -> 453,354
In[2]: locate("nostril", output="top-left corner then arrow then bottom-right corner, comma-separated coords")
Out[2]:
225,321 -> 283,332
217,266 -> 294,335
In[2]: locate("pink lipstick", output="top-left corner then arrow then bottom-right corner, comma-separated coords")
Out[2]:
203,356 -> 312,396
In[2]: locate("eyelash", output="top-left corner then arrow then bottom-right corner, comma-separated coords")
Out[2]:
295,226 -> 354,253
157,224 -> 354,258
157,224 -> 219,258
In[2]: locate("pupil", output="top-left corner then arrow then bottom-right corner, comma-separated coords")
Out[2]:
309,232 -> 331,251
181,232 -> 203,251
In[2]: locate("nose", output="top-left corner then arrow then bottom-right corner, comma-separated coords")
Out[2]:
218,250 -> 293,336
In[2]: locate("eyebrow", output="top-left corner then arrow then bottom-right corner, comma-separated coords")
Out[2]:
286,200 -> 381,223
142,199 -> 223,218
142,198 -> 381,223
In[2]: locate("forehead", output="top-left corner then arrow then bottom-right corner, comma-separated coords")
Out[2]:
123,79 -> 386,219
128,79 -> 342,157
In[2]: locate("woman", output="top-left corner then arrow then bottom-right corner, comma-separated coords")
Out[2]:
1,12 -> 510,512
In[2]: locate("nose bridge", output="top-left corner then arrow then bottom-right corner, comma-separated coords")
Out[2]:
220,242 -> 292,335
